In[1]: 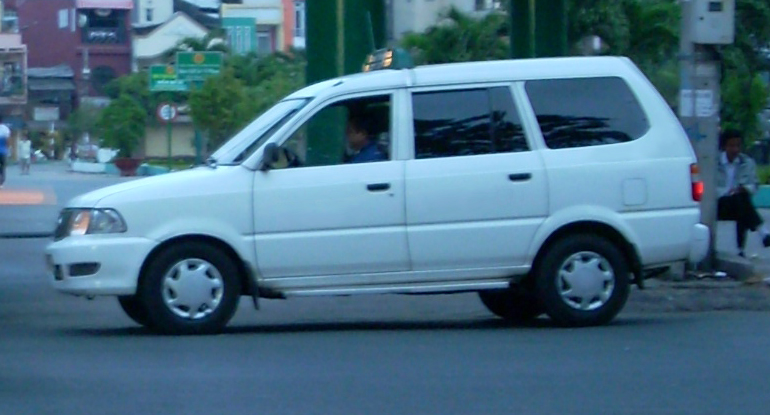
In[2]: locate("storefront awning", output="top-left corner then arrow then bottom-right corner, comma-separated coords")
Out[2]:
76,0 -> 133,9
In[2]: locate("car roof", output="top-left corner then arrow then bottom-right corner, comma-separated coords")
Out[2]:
284,56 -> 637,101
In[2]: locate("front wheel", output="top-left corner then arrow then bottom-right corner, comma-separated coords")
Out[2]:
117,295 -> 152,328
140,242 -> 242,335
535,234 -> 630,327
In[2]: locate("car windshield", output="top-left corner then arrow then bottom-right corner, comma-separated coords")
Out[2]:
208,98 -> 310,165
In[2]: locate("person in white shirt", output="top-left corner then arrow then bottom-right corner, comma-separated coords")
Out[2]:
17,131 -> 30,175
716,129 -> 770,257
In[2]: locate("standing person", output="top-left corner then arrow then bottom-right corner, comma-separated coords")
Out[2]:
0,114 -> 10,188
18,130 -> 31,175
716,128 -> 770,257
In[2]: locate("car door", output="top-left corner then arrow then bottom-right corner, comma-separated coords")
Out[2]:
404,85 -> 549,272
252,91 -> 410,281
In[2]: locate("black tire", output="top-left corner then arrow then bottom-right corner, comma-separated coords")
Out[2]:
535,234 -> 630,327
117,295 -> 153,328
139,242 -> 242,335
478,289 -> 543,323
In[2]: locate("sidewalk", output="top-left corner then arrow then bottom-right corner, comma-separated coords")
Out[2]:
3,159 -> 136,183
626,210 -> 770,312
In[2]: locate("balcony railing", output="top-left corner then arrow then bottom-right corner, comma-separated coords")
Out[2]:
83,28 -> 126,44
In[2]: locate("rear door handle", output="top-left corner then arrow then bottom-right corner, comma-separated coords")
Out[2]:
508,173 -> 532,182
367,183 -> 391,192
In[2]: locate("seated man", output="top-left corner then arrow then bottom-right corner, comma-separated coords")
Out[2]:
716,129 -> 770,256
344,111 -> 387,163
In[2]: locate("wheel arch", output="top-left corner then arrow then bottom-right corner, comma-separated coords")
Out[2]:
531,221 -> 642,285
138,234 -> 257,297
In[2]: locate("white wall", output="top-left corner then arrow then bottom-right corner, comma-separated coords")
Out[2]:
134,0 -> 174,26
133,13 -> 208,64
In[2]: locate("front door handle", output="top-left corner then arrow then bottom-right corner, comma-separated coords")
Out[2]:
367,183 -> 391,192
508,173 -> 532,182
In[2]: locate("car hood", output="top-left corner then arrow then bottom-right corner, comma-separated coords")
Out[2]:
67,166 -> 249,208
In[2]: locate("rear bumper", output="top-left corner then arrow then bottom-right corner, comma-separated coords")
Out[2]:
689,223 -> 710,264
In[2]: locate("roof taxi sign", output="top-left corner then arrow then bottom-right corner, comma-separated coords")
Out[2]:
362,48 -> 415,72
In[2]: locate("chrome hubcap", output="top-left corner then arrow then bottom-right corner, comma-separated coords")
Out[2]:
161,258 -> 224,320
557,251 -> 615,311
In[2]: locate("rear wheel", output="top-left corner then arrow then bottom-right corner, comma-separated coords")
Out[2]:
140,242 -> 242,335
535,234 -> 630,327
478,289 -> 543,323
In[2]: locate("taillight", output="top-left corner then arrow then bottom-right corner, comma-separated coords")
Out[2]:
691,164 -> 703,201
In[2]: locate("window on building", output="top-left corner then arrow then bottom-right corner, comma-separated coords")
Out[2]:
2,10 -> 19,33
58,9 -> 69,29
412,87 -> 528,159
90,65 -> 116,96
294,2 -> 305,37
525,77 -> 650,149
257,31 -> 272,55
145,8 -> 153,22
82,9 -> 126,44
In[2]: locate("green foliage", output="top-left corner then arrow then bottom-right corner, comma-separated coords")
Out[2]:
96,95 -> 147,158
400,6 -> 509,64
103,70 -> 187,124
66,102 -> 103,142
188,68 -> 249,150
757,164 -> 770,184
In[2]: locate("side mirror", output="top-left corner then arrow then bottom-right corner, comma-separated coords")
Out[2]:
261,143 -> 280,171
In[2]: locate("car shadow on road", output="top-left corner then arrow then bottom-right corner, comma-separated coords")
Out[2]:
58,315 -> 667,337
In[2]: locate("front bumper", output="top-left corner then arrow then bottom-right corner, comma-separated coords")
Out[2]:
45,235 -> 156,296
689,223 -> 710,264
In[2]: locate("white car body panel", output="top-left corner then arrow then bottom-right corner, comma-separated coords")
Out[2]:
45,56 -> 708,301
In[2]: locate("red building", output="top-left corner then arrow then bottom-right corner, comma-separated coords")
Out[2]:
10,0 -> 133,100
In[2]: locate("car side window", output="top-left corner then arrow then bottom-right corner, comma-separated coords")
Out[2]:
277,94 -> 391,168
525,77 -> 650,149
411,87 -> 528,159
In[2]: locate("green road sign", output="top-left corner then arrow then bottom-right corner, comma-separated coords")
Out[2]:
176,52 -> 223,82
149,65 -> 188,92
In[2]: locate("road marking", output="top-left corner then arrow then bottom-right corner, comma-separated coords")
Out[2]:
0,189 -> 56,205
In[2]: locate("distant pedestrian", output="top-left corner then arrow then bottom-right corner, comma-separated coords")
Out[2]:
0,114 -> 10,188
716,128 -> 770,257
18,130 -> 31,175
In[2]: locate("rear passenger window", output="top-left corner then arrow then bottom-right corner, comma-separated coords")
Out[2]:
412,87 -> 528,159
525,77 -> 649,149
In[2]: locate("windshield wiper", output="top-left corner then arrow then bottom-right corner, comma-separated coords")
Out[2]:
205,156 -> 218,169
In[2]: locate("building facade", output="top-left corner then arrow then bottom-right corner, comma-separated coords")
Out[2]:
13,0 -> 133,100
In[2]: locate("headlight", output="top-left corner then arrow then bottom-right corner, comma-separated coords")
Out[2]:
66,208 -> 127,236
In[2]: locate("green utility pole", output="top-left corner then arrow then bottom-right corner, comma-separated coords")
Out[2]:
510,0 -> 568,59
305,0 -> 386,165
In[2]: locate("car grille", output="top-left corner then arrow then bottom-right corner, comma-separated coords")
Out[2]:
53,209 -> 73,241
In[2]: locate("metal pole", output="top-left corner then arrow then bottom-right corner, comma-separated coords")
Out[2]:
510,0 -> 535,59
534,0 -> 567,57
679,1 -> 719,272
167,118 -> 172,170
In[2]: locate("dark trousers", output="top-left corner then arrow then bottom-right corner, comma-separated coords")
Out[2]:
0,153 -> 5,185
718,191 -> 763,250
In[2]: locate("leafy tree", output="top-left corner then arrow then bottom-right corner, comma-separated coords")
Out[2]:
400,6 -> 508,64
188,68 -> 249,150
66,102 -> 103,143
103,70 -> 187,123
163,30 -> 229,59
96,95 -> 147,158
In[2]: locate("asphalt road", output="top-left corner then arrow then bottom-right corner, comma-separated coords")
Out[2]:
3,163 -> 770,415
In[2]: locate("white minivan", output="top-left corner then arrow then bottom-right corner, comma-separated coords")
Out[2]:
46,54 -> 709,334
